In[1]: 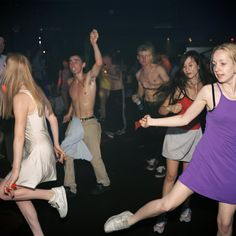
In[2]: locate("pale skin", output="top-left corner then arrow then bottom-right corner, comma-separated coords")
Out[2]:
159,56 -> 203,198
132,49 -> 169,103
129,49 -> 236,236
0,85 -> 65,236
63,29 -> 103,122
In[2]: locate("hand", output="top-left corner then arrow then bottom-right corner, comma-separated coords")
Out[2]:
63,114 -> 71,123
139,114 -> 151,128
4,171 -> 19,198
54,145 -> 66,164
170,103 -> 182,114
90,29 -> 99,45
132,94 -> 139,103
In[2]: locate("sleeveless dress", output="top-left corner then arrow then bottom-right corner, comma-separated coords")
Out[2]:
5,90 -> 57,189
179,83 -> 236,204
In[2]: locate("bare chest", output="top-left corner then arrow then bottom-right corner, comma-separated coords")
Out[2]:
139,71 -> 162,89
69,81 -> 88,99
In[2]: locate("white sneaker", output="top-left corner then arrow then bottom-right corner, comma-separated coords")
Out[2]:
155,166 -> 166,178
104,211 -> 133,233
153,221 -> 167,234
105,131 -> 115,139
179,208 -> 192,222
49,186 -> 68,218
145,158 -> 158,171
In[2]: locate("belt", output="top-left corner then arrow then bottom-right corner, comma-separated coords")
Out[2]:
80,115 -> 96,121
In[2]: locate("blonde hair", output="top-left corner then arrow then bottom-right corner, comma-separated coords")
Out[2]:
211,43 -> 236,64
0,53 -> 52,119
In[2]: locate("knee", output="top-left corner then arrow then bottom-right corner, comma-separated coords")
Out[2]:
217,216 -> 232,235
159,200 -> 173,213
165,172 -> 177,183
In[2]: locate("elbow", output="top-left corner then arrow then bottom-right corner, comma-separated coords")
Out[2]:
96,61 -> 103,67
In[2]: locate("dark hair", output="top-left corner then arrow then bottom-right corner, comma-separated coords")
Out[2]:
155,50 -> 213,105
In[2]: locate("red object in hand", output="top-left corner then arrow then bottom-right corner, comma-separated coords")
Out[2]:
11,183 -> 17,189
6,183 -> 17,192
135,120 -> 141,130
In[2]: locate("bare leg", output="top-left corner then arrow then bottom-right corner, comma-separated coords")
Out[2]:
162,159 -> 179,196
0,181 -> 54,201
180,162 -> 191,210
217,202 -> 236,236
0,181 -> 67,234
128,181 -> 193,226
16,200 -> 44,236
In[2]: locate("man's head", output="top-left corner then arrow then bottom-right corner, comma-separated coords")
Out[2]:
0,37 -> 5,54
69,55 -> 86,75
137,43 -> 155,66
102,55 -> 112,68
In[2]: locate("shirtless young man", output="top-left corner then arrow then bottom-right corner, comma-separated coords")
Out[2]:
132,43 -> 169,177
63,29 -> 111,195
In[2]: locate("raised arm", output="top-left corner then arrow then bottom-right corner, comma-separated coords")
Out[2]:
89,29 -> 103,79
141,85 -> 210,128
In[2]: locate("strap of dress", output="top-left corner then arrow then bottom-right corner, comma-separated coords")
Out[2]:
19,89 -> 37,108
211,83 -> 216,109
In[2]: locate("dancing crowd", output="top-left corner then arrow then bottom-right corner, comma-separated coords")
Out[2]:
0,30 -> 235,236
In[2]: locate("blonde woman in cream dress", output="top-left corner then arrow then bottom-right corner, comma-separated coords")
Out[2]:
0,53 -> 68,236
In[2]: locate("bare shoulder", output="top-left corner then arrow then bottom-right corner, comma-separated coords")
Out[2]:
155,64 -> 166,72
14,92 -> 30,103
197,84 -> 215,108
136,69 -> 141,80
199,84 -> 212,97
202,83 -> 220,100
13,93 -> 30,112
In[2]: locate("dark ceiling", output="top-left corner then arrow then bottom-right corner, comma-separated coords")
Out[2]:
0,0 -> 235,61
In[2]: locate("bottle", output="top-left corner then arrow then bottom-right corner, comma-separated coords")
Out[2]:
135,98 -> 144,111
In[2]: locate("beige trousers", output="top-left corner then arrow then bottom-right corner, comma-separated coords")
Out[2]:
64,118 -> 110,193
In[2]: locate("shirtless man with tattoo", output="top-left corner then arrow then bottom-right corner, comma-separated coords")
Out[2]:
132,43 -> 169,177
62,29 -> 111,195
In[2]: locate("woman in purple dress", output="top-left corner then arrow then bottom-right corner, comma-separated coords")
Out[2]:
104,43 -> 236,236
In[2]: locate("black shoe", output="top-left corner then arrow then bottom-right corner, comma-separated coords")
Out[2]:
64,187 -> 77,198
90,183 -> 111,195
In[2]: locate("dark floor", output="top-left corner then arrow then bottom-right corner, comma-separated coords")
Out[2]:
0,130 -> 235,236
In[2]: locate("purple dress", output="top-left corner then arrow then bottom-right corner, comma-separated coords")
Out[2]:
179,83 -> 236,204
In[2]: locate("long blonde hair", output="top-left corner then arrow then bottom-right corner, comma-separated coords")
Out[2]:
0,53 -> 52,119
